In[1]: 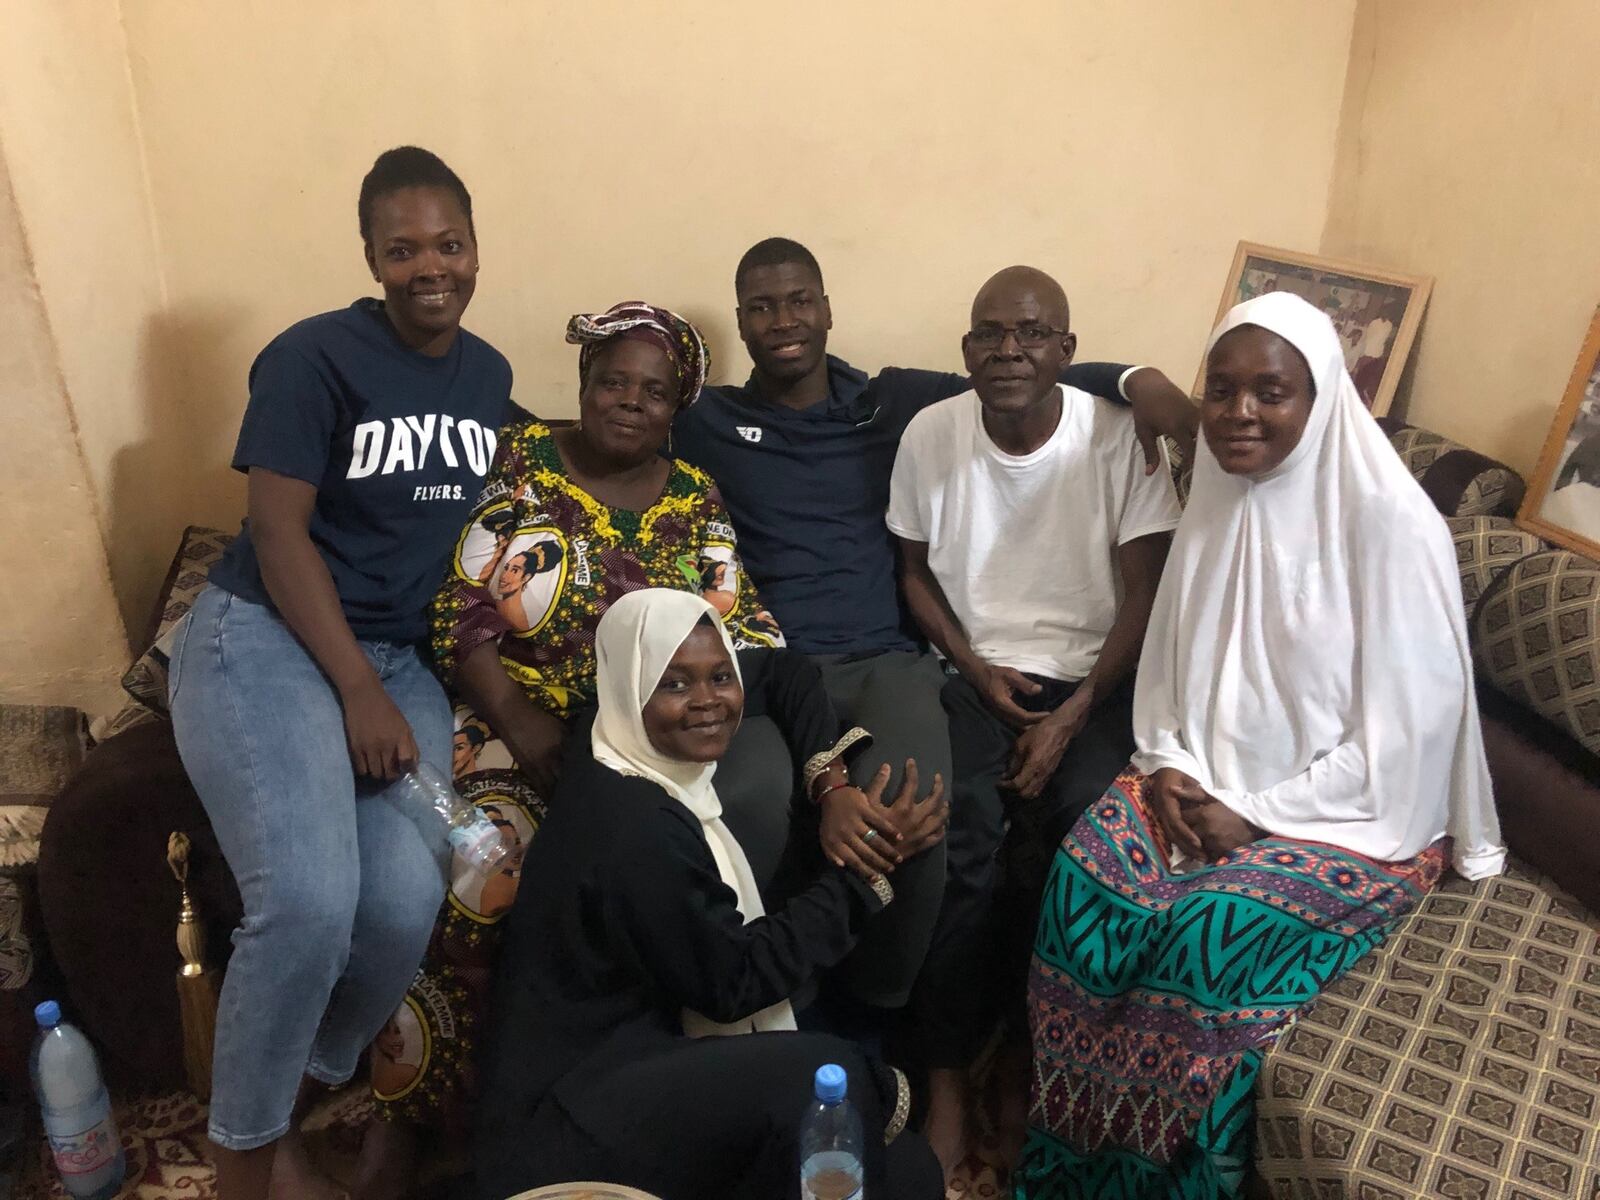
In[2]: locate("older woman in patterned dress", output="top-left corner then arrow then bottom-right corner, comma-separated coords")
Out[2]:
354,303 -> 885,1197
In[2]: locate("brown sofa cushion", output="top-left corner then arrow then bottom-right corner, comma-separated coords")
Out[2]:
1477,689 -> 1600,916
36,720 -> 240,1089
1473,550 -> 1600,760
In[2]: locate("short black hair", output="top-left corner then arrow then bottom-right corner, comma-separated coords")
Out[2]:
358,146 -> 474,243
735,237 -> 823,295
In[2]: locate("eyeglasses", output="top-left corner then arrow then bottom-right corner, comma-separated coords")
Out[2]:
966,323 -> 1067,350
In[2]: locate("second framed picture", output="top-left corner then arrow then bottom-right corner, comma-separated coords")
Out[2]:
1517,305 -> 1600,558
1197,241 -> 1433,417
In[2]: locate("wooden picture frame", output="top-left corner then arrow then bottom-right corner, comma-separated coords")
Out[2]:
1517,305 -> 1600,558
1195,241 -> 1433,417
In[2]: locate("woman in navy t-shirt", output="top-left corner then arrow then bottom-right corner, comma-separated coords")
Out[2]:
167,146 -> 511,1200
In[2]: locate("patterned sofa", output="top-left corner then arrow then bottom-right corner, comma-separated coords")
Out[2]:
1249,423 -> 1600,1200
34,423 -> 1600,1200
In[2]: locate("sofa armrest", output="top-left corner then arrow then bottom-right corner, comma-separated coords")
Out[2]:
1378,418 -> 1526,518
36,720 -> 239,1089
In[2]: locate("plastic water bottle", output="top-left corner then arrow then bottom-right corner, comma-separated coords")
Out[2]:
800,1062 -> 864,1200
29,1002 -> 125,1200
392,762 -> 508,874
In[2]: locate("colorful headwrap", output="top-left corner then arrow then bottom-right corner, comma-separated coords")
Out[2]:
565,301 -> 711,411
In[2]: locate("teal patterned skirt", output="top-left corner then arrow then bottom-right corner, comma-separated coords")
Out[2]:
1017,769 -> 1447,1199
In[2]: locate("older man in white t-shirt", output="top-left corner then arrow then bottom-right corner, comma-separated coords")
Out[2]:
886,265 -> 1181,1177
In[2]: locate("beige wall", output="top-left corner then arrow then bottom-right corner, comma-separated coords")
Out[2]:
0,154 -> 132,715
120,0 -> 1355,482
0,0 -> 173,645
1322,0 -> 1600,473
5,0 -> 1367,714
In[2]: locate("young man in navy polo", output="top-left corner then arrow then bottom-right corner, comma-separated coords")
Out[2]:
671,238 -> 1197,1018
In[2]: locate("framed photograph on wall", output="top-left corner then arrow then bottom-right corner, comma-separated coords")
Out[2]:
1518,305 -> 1600,558
1196,241 -> 1433,416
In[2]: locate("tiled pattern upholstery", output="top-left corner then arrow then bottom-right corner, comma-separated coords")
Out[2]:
1474,550 -> 1600,759
1256,863 -> 1600,1199
1449,516 -> 1549,618
1382,422 -> 1527,519
119,526 -> 234,716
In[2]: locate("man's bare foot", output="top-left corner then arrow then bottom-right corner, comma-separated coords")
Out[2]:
269,1126 -> 345,1200
924,1066 -> 970,1185
351,1118 -> 419,1200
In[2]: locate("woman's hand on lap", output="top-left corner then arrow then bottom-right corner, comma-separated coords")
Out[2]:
893,767 -> 948,859
341,678 -> 420,782
1184,800 -> 1260,861
878,759 -> 948,859
1149,767 -> 1208,860
820,766 -> 903,880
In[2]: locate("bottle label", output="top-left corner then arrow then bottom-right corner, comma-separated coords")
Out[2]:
47,1117 -> 119,1176
448,822 -> 496,859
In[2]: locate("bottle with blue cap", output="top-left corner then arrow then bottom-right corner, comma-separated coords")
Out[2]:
30,1001 -> 125,1199
799,1061 -> 863,1199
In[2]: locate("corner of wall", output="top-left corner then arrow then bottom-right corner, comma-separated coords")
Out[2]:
0,128 -> 126,659
115,0 -> 170,311
1320,0 -> 1380,255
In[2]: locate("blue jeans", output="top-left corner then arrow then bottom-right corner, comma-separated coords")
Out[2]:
168,586 -> 451,1150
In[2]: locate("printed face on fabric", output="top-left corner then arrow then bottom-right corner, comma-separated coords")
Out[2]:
363,184 -> 479,354
641,622 -> 744,763
963,268 -> 1077,414
736,260 -> 833,384
1203,325 -> 1316,476
578,338 -> 680,466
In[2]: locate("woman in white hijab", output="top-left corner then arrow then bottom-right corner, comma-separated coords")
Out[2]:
474,589 -> 946,1200
1016,293 -> 1504,1200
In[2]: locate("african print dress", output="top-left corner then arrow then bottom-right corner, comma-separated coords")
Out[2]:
432,418 -> 783,711
1018,770 -> 1447,1200
370,419 -> 784,1130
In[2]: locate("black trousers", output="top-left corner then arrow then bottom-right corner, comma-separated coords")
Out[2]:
474,1032 -> 942,1200
813,650 -> 951,1009
911,670 -> 1135,1067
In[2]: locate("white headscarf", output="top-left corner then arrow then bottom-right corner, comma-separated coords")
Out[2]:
591,587 -> 797,1035
1132,292 -> 1504,878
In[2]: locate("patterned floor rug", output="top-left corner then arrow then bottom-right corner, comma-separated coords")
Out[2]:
12,1087 -> 372,1200
12,1084 -> 1014,1199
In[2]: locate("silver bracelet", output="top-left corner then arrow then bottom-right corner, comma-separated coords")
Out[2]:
884,1067 -> 911,1143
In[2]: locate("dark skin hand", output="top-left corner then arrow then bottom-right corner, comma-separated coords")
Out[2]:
249,469 -> 418,781
1000,688 -> 1091,800
898,539 -> 1044,730
820,760 -> 948,884
1126,366 -> 1200,475
454,639 -> 567,795
1184,797 -> 1261,860
999,533 -> 1169,798
1149,767 -> 1261,861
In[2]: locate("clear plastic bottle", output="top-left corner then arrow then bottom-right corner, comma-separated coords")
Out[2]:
391,762 -> 508,875
799,1062 -> 864,1200
29,1001 -> 125,1200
